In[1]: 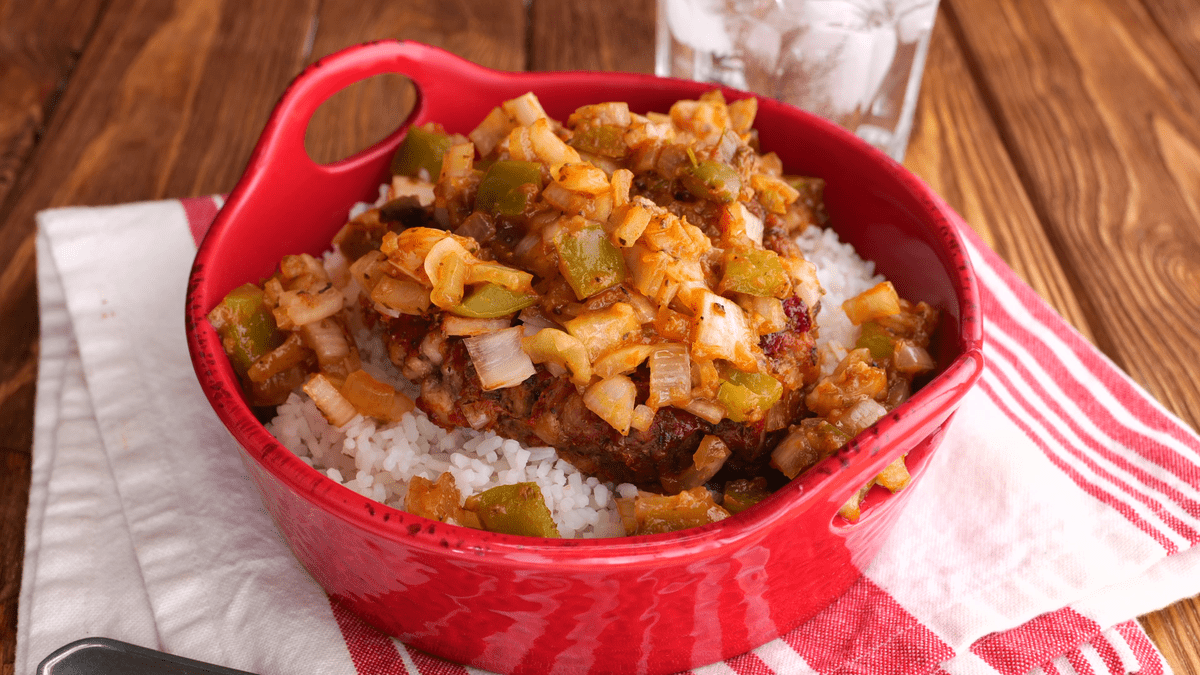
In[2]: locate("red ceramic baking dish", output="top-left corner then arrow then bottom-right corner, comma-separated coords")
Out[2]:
186,40 -> 983,675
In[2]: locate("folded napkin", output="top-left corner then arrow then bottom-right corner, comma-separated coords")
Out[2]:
19,195 -> 1200,675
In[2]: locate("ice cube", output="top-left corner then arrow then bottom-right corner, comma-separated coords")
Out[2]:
892,0 -> 938,43
779,19 -> 897,118
725,12 -> 786,92
665,0 -> 735,55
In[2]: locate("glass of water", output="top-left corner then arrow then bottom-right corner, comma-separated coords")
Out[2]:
656,0 -> 939,162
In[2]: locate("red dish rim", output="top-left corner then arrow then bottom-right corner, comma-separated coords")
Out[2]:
185,40 -> 985,565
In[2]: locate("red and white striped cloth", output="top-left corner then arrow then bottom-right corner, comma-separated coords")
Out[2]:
18,195 -> 1200,675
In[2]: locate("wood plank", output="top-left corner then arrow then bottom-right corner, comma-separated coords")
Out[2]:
302,0 -> 527,166
942,0 -> 1200,429
1140,0 -> 1200,87
903,9 -> 1094,339
1141,599 -> 1200,675
0,0 -> 108,209
529,0 -> 656,72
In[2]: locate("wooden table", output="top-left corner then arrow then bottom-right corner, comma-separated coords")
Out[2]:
2,0 -> 1198,672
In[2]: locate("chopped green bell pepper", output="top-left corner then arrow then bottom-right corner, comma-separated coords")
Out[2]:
391,125 -> 454,180
856,321 -> 894,360
472,482 -> 561,538
719,248 -> 788,297
680,160 -> 741,203
449,282 -> 538,318
717,370 -> 783,423
475,160 -> 543,216
554,222 -> 627,300
207,283 -> 285,376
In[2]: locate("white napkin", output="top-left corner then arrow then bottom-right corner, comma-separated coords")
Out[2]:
18,196 -> 1200,675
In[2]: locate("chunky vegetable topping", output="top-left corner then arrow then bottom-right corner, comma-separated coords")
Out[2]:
210,90 -> 941,537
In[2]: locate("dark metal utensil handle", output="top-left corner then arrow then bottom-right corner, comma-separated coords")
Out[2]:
38,638 -> 258,675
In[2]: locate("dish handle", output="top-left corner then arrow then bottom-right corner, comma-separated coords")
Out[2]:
234,40 -> 517,210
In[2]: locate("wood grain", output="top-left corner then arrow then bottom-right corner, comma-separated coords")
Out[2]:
1141,0 -> 1200,85
529,0 -> 656,72
903,9 -> 1094,340
302,0 -> 527,166
0,0 -> 108,210
943,0 -> 1200,430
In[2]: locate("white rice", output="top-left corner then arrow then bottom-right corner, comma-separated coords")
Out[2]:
266,221 -> 882,538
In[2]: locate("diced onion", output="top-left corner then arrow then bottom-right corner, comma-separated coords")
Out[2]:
593,344 -> 654,379
842,281 -> 901,325
439,142 -> 475,179
784,258 -> 823,312
390,175 -> 435,206
893,341 -> 935,374
299,318 -> 350,367
624,244 -> 671,302
349,250 -> 388,294
381,227 -> 459,285
564,302 -> 639,360
522,328 -> 592,387
722,202 -> 763,246
770,427 -> 822,480
669,435 -> 731,491
690,291 -> 758,371
680,397 -> 725,425
630,404 -> 655,432
370,276 -> 432,315
442,315 -> 513,336
502,92 -> 549,127
517,306 -> 557,332
875,456 -> 911,492
583,375 -> 637,435
555,163 -> 611,195
464,326 -> 536,391
274,286 -> 344,329
610,198 -> 655,247
341,369 -> 414,422
647,343 -> 691,408
470,107 -> 517,157
303,373 -> 358,427
836,399 -> 888,436
529,118 -> 580,170
424,236 -> 471,309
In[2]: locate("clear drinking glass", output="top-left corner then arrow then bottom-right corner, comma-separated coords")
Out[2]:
655,0 -> 939,161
